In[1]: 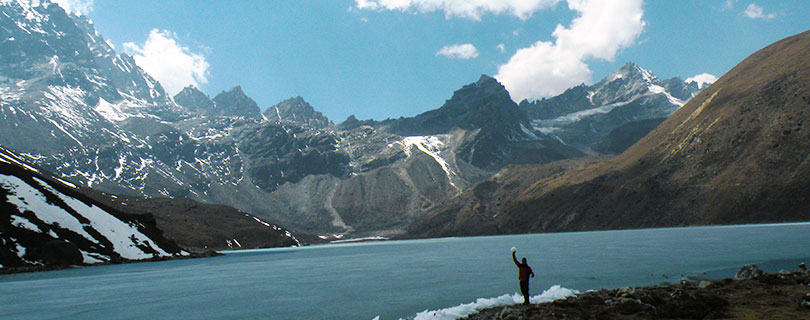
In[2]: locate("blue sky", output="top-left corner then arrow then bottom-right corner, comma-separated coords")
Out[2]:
64,0 -> 810,122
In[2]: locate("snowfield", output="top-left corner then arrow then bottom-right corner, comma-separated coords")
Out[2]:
391,135 -> 460,190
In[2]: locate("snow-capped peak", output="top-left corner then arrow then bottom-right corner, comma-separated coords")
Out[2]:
605,62 -> 658,85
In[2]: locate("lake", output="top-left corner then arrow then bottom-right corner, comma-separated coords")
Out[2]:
2,223 -> 809,319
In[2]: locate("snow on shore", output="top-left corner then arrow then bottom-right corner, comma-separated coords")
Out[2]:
408,285 -> 578,320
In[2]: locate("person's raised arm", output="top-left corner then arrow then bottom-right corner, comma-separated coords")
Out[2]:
512,251 -> 520,266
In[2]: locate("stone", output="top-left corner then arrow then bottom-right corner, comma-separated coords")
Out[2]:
799,262 -> 806,271
734,264 -> 764,280
698,280 -> 712,289
618,287 -> 636,297
613,298 -> 650,315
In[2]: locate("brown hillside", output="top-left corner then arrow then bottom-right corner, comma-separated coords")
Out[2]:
409,30 -> 810,237
83,191 -> 301,251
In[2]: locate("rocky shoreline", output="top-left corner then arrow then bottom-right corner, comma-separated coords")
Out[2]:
463,264 -> 810,319
0,250 -> 222,275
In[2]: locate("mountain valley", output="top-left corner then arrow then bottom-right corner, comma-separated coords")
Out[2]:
4,0 -> 805,259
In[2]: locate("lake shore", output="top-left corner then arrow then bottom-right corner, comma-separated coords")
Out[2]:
0,250 -> 222,275
462,265 -> 810,319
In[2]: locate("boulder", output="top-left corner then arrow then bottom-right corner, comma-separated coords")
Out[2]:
734,264 -> 764,280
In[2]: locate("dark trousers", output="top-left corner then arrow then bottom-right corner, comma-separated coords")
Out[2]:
519,280 -> 530,304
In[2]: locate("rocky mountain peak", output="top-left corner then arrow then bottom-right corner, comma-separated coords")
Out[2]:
605,62 -> 657,83
174,85 -> 214,115
0,0 -> 181,152
518,62 -> 703,153
211,86 -> 261,118
587,62 -> 694,107
466,74 -> 510,100
384,74 -> 523,136
475,74 -> 498,86
264,96 -> 330,128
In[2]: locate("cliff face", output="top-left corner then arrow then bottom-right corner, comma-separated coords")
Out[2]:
410,30 -> 810,237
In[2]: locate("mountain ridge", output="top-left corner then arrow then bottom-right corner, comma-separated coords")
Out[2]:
0,0 -> 709,240
409,29 -> 810,237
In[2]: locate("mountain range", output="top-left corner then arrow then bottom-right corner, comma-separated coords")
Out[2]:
410,29 -> 810,237
0,0 -> 740,253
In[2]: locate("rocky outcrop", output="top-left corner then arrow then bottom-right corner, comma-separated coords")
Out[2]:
734,264 -> 765,280
39,240 -> 83,266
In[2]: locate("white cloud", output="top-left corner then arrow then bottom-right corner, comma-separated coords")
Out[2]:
436,43 -> 480,59
724,0 -> 738,9
686,73 -> 718,89
51,0 -> 93,16
744,3 -> 775,19
495,0 -> 645,102
496,43 -> 506,53
123,29 -> 210,95
355,0 -> 560,20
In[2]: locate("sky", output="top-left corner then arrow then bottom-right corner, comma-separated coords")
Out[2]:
51,0 -> 810,122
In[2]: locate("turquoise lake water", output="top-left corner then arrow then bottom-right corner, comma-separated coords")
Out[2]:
2,223 -> 809,319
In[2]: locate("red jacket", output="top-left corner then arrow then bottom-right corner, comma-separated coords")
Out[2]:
513,254 -> 534,281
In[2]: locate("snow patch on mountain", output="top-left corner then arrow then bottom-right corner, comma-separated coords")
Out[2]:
533,100 -> 634,131
0,85 -> 24,101
648,84 -> 685,106
1,174 -> 90,254
391,135 -> 460,190
10,214 -> 41,232
0,148 -> 40,173
250,215 -> 301,246
95,97 -> 129,122
34,176 -> 174,259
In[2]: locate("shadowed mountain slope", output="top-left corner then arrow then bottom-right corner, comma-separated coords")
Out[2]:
82,192 -> 301,251
410,30 -> 810,237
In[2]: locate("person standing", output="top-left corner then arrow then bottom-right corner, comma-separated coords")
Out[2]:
511,248 -> 534,305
